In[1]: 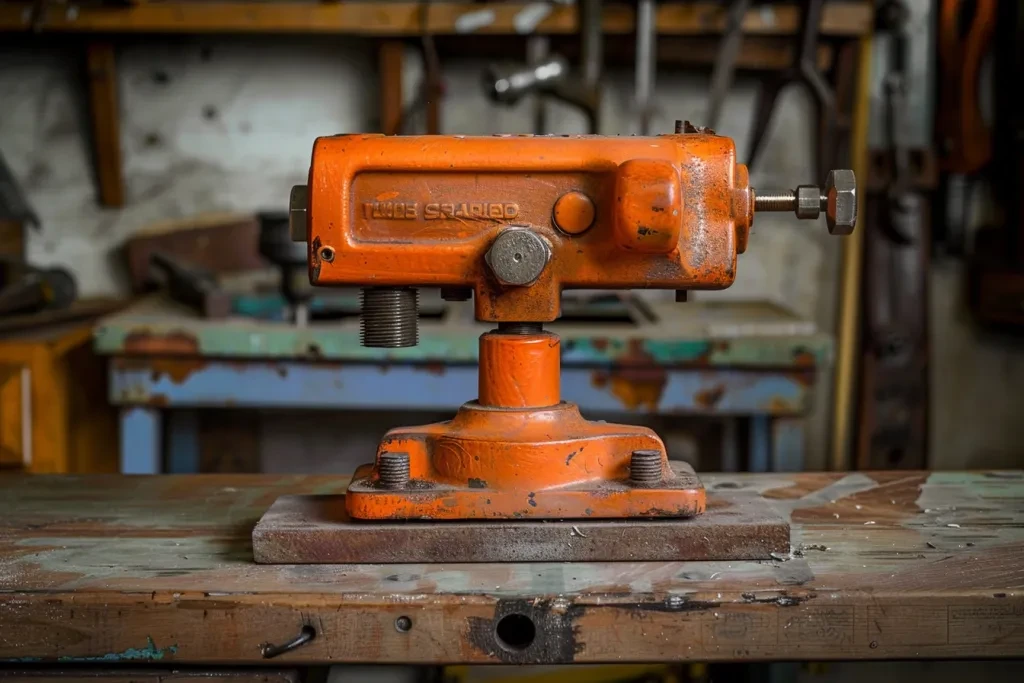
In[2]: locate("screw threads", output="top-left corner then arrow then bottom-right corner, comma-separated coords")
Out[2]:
496,322 -> 544,335
360,287 -> 419,348
754,190 -> 796,212
629,449 -> 664,484
755,191 -> 828,213
377,452 -> 410,489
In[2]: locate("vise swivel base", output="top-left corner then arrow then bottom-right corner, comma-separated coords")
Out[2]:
252,130 -> 856,563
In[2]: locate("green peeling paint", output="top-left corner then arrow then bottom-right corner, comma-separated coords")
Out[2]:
56,637 -> 178,663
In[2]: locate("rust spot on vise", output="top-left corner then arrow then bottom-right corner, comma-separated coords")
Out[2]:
310,235 -> 323,282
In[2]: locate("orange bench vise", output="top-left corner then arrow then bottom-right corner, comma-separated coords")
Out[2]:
252,126 -> 856,563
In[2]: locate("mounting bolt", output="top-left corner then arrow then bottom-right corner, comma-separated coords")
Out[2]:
378,452 -> 410,489
824,169 -> 857,235
484,228 -> 552,286
629,449 -> 663,484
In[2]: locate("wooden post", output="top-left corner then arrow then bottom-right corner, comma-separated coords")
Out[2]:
85,41 -> 125,207
378,41 -> 404,135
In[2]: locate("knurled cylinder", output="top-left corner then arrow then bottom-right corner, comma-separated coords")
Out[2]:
360,287 -> 418,348
629,449 -> 664,484
377,452 -> 410,489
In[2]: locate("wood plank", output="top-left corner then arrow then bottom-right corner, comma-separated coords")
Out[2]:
1,472 -> 1022,664
0,364 -> 26,470
0,2 -> 872,37
378,40 -> 404,135
85,41 -> 125,208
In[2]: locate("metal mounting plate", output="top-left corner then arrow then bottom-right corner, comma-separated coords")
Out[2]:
252,491 -> 789,563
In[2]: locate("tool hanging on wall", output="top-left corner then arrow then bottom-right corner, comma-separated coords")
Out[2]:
856,0 -> 936,471
705,0 -> 752,132
968,0 -> 1024,327
633,0 -> 658,135
934,0 -> 995,256
252,124 -> 857,564
745,0 -> 837,179
482,0 -> 603,133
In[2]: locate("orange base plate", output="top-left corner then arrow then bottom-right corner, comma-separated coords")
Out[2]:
346,460 -> 705,521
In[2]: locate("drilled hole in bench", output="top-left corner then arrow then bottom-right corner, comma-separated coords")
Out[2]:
495,613 -> 536,651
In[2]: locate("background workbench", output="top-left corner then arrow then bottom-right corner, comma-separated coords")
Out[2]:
94,295 -> 831,475
1,471 -> 1021,665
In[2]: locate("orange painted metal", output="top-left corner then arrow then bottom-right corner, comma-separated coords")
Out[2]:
478,332 -> 560,408
308,133 -> 753,322
345,330 -> 705,521
552,190 -> 596,235
305,132 -> 754,521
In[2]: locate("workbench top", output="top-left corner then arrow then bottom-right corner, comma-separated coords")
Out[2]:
2,472 -> 1022,664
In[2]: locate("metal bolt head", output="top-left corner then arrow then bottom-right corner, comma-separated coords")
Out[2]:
825,170 -> 857,235
484,228 -> 551,286
795,185 -> 821,220
289,185 -> 308,242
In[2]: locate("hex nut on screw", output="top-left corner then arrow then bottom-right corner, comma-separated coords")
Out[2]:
377,452 -> 410,489
289,185 -> 308,242
795,185 -> 821,219
485,228 -> 552,286
825,169 -> 857,235
629,449 -> 664,484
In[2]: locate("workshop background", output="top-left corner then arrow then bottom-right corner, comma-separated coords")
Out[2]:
0,2 -> 1020,476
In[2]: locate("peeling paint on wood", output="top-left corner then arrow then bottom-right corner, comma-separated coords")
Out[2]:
1,472 -> 1022,664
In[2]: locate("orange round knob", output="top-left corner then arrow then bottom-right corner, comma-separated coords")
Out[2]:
552,191 -> 596,235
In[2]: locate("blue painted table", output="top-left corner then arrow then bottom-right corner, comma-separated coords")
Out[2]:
93,294 -> 832,474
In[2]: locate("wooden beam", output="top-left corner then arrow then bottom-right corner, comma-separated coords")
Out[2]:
378,41 -> 404,135
0,2 -> 873,37
85,41 -> 125,208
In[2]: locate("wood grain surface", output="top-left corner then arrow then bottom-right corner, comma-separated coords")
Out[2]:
1,472 -> 1022,664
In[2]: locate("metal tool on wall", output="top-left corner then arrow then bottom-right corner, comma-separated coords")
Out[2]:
482,0 -> 603,133
856,0 -> 936,470
252,125 -> 857,564
705,0 -> 752,132
745,0 -> 837,179
934,0 -> 995,256
968,0 -> 1024,327
633,0 -> 658,134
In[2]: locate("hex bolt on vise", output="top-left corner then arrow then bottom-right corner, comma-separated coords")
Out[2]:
258,126 -> 857,564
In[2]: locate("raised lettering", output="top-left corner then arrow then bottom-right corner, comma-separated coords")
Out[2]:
425,203 -> 440,219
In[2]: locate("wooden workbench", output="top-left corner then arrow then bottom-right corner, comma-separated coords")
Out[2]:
1,472 -> 1022,665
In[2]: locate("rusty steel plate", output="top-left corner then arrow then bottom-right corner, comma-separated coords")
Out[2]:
252,493 -> 789,563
